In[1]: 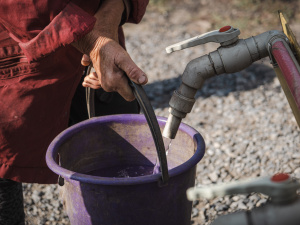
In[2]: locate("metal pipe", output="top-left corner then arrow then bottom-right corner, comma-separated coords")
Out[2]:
163,30 -> 286,139
212,197 -> 300,225
162,55 -> 215,139
273,66 -> 300,127
271,40 -> 300,127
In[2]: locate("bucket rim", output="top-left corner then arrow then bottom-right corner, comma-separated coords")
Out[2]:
46,114 -> 205,185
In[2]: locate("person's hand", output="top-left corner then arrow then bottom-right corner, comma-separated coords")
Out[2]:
72,0 -> 148,101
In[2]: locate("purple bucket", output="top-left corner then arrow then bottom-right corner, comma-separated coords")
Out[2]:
46,114 -> 205,225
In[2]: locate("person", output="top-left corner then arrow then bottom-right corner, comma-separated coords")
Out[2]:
0,0 -> 149,223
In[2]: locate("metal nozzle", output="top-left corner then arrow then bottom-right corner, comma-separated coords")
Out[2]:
163,114 -> 182,139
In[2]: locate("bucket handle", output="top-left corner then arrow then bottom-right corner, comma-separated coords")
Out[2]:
129,81 -> 169,185
83,64 -> 169,185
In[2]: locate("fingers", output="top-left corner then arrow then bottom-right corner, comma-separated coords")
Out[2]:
99,70 -> 135,101
82,72 -> 102,89
115,51 -> 148,85
81,54 -> 91,66
112,73 -> 135,101
87,39 -> 145,101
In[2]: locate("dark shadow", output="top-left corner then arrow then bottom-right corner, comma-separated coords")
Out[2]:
143,63 -> 278,109
69,75 -> 140,126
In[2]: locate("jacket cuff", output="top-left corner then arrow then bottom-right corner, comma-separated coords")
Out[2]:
126,0 -> 149,24
120,0 -> 132,26
19,2 -> 96,62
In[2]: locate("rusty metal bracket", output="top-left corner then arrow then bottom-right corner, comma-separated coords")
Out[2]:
279,11 -> 300,64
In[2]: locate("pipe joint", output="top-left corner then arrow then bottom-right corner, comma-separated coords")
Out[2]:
169,90 -> 195,115
181,55 -> 215,89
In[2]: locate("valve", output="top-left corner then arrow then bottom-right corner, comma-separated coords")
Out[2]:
187,173 -> 300,204
166,26 -> 240,53
162,26 -> 286,139
187,174 -> 300,225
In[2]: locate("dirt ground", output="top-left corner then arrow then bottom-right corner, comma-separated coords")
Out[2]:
149,0 -> 300,37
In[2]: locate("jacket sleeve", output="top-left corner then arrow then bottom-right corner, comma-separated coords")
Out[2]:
0,0 -> 148,62
0,1 -> 96,62
127,0 -> 149,24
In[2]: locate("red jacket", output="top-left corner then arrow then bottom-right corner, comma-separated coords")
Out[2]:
0,0 -> 149,183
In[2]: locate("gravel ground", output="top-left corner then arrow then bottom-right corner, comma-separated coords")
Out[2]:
23,2 -> 300,224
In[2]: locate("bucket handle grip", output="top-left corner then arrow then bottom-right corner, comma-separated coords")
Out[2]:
129,80 -> 169,185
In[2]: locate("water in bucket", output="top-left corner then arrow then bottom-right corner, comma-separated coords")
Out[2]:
86,137 -> 172,178
86,165 -> 154,178
153,137 -> 173,174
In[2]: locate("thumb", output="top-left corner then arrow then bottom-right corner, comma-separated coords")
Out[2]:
81,54 -> 91,66
115,51 -> 148,85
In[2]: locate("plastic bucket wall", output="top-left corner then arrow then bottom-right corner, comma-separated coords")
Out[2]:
46,114 -> 205,225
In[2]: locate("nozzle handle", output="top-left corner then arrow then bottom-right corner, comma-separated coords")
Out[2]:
166,26 -> 240,53
187,173 -> 300,203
